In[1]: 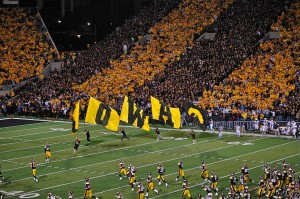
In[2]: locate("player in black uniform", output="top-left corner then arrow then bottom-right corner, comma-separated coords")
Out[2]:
157,163 -> 168,187
73,137 -> 80,156
176,159 -> 185,182
190,129 -> 196,144
83,177 -> 98,199
155,127 -> 161,141
30,158 -> 38,182
120,128 -> 130,142
118,160 -> 127,180
85,129 -> 91,143
45,143 -> 51,163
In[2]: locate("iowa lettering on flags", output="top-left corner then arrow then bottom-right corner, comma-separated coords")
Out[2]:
85,97 -> 120,132
150,96 -> 181,128
182,100 -> 209,126
72,101 -> 80,135
120,96 -> 150,131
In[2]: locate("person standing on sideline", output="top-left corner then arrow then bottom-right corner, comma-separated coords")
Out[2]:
30,158 -> 38,182
291,121 -> 297,139
73,137 -> 80,156
190,129 -> 197,144
209,119 -> 214,132
241,123 -> 247,134
155,127 -> 161,141
218,126 -> 223,140
253,118 -> 260,133
85,129 -> 91,143
45,143 -> 51,163
236,124 -> 241,138
120,128 -> 130,142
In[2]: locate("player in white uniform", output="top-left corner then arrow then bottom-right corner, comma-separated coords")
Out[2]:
291,121 -> 297,139
209,119 -> 214,133
269,119 -> 274,132
236,124 -> 241,138
262,118 -> 269,135
218,126 -> 223,140
253,119 -> 260,133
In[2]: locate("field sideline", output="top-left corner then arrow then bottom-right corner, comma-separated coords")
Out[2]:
0,118 -> 299,199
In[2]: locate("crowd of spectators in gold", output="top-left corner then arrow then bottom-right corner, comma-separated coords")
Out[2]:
3,0 -> 182,117
0,7 -> 56,87
0,0 -> 299,122
74,0 -> 235,106
198,1 -> 300,121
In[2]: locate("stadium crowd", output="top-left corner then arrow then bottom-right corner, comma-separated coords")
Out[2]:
0,0 -> 299,125
5,0 -> 181,112
74,0 -> 235,105
0,7 -> 56,87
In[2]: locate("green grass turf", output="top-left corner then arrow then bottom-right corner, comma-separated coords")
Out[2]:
0,119 -> 299,199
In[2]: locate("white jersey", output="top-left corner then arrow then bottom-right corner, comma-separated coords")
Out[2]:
236,125 -> 241,133
292,123 -> 297,137
209,120 -> 214,128
269,120 -> 274,130
263,119 -> 269,132
236,125 -> 241,137
254,120 -> 259,130
217,126 -> 223,139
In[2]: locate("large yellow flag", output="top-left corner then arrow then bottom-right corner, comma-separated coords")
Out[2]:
85,97 -> 120,132
72,101 -> 80,135
120,96 -> 150,131
182,100 -> 209,125
150,96 -> 181,128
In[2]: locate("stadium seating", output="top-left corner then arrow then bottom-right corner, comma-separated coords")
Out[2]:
0,7 -> 56,86
197,1 -> 299,120
2,1 -> 299,122
74,0 -> 235,106
14,0 -> 181,110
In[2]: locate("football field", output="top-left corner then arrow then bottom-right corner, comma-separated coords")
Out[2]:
0,118 -> 299,199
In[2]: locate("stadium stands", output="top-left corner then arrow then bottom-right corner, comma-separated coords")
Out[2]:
198,1 -> 299,121
12,0 -> 181,112
74,0 -> 235,106
0,0 -> 299,123
0,7 -> 56,86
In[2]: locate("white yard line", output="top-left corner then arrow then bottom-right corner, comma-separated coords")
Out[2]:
9,136 -> 292,196
150,153 -> 300,198
0,133 -> 74,151
1,129 -> 143,164
14,138 -> 300,198
3,124 -> 69,138
5,137 -> 215,174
